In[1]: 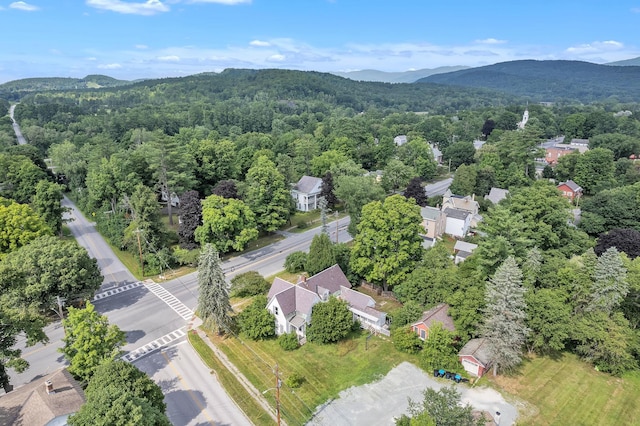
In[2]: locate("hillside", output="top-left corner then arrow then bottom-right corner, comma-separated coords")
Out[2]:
418,60 -> 640,102
331,66 -> 469,83
0,75 -> 135,100
607,56 -> 640,66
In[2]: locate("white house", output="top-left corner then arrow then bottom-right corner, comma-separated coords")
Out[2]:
394,135 -> 408,146
266,265 -> 389,341
291,175 -> 323,212
443,207 -> 472,238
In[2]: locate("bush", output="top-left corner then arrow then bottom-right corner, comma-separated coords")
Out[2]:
230,271 -> 270,297
278,332 -> 299,351
285,372 -> 304,388
392,326 -> 423,354
236,296 -> 276,340
296,220 -> 309,230
284,251 -> 307,273
172,246 -> 199,266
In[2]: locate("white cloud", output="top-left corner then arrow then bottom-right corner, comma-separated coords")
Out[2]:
157,55 -> 180,61
565,40 -> 624,54
250,40 -> 271,47
475,38 -> 507,45
267,54 -> 286,62
87,57 -> 98,61
98,63 -> 123,69
10,2 -> 40,11
86,0 -> 170,16
135,44 -> 148,49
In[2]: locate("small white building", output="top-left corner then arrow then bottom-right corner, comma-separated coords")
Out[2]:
443,207 -> 472,238
291,175 -> 323,212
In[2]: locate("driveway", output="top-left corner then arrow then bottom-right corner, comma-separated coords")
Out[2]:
308,362 -> 517,425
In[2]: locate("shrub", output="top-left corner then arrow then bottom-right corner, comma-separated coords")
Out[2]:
392,326 -> 423,354
295,219 -> 309,229
230,271 -> 270,297
172,246 -> 199,266
284,251 -> 307,273
236,296 -> 276,340
278,332 -> 299,351
285,372 -> 304,388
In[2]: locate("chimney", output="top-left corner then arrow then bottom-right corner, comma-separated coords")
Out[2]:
45,380 -> 54,394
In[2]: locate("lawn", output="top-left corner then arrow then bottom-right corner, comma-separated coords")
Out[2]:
207,330 -> 419,425
488,352 -> 640,425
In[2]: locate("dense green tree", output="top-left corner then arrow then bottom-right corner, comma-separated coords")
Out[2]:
392,326 -> 423,354
398,386 -> 484,426
590,133 -> 640,160
397,137 -> 438,180
382,159 -> 414,193
244,155 -> 292,233
0,197 -> 52,254
473,167 -> 497,197
482,257 -> 529,375
311,149 -> 349,177
211,179 -> 240,199
305,233 -> 337,276
351,195 -> 423,291
123,184 -> 165,262
554,151 -> 580,182
31,180 -> 66,235
320,172 -> 338,210
573,147 -> 615,195
334,174 -> 385,235
525,287 -> 572,353
177,190 -> 201,250
197,244 -> 233,334
236,295 -> 276,340
580,182 -> 640,235
195,194 -> 259,253
60,301 -> 126,382
307,296 -> 354,344
442,141 -> 476,170
449,164 -> 477,196
284,251 -> 307,273
421,322 -> 459,371
229,271 -> 270,298
190,138 -> 238,194
49,141 -> 89,190
85,153 -> 141,214
0,153 -> 48,203
589,247 -> 628,312
1,235 -> 102,311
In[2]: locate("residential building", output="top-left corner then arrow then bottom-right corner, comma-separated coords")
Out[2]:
430,144 -> 443,164
442,190 -> 479,215
394,135 -> 408,146
443,207 -> 472,238
557,180 -> 583,202
420,206 -> 446,240
291,175 -> 323,212
453,240 -> 478,264
0,368 -> 85,426
411,304 -> 455,340
545,146 -> 577,165
266,265 -> 389,341
458,338 -> 493,377
484,187 -> 509,205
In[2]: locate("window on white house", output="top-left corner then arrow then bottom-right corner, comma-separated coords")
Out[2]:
274,306 -> 279,316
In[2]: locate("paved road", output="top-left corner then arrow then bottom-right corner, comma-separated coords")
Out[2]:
9,104 -> 27,145
424,177 -> 453,197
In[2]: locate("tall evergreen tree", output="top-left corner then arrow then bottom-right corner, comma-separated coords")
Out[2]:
305,233 -> 337,276
482,256 -> 529,376
589,247 -> 628,312
178,190 -> 202,250
320,171 -> 337,210
197,244 -> 233,334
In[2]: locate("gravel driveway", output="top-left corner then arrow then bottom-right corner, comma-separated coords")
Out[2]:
307,362 -> 517,426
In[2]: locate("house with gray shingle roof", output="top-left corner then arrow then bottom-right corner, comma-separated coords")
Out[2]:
484,187 -> 509,205
266,265 -> 388,341
459,338 -> 493,377
411,303 -> 455,340
443,207 -> 472,238
291,175 -> 323,212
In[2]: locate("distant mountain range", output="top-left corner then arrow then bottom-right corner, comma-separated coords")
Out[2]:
331,66 -> 470,83
417,60 -> 640,102
0,75 -> 135,99
607,56 -> 640,66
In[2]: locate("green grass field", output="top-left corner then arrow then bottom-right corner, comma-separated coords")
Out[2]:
208,330 -> 419,425
489,353 -> 640,425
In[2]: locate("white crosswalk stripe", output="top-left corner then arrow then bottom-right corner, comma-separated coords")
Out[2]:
143,281 -> 195,321
121,327 -> 186,363
93,281 -> 144,301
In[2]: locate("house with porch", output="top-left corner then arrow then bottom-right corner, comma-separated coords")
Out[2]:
291,175 -> 323,212
411,303 -> 455,340
266,265 -> 388,341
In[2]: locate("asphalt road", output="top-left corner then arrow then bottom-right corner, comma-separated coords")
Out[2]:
424,177 -> 453,197
9,104 -> 27,145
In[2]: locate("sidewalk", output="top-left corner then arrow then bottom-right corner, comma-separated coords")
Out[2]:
187,317 -> 286,425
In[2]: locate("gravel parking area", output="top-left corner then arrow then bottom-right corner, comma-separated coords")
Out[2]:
308,362 -> 517,426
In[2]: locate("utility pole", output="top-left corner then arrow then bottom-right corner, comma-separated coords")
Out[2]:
135,228 -> 144,276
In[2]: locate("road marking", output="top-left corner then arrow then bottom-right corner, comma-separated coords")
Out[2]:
122,327 -> 186,363
143,281 -> 195,321
92,281 -> 145,301
160,349 -> 216,425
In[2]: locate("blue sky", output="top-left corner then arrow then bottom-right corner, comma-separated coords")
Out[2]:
1,0 -> 639,83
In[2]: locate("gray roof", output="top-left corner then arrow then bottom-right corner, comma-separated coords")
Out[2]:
485,187 -> 509,205
444,207 -> 470,221
459,338 -> 492,366
274,286 -> 297,317
303,264 -> 351,294
0,368 -> 85,426
339,286 -> 374,311
454,240 -> 478,254
293,175 -> 323,194
294,286 -> 320,317
412,303 -> 456,333
421,206 -> 443,221
559,180 -> 582,192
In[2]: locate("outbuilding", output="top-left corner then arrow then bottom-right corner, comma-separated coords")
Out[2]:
458,338 -> 492,377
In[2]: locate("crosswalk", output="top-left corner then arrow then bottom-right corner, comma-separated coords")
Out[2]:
93,281 -> 144,301
143,281 -> 195,321
121,327 -> 186,363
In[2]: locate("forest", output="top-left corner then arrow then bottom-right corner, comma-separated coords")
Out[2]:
1,66 -> 640,387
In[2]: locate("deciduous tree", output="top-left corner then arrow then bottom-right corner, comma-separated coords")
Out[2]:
305,233 -> 337,276
334,174 -> 385,235
0,197 -> 51,254
307,296 -> 354,344
236,295 -> 275,340
31,180 -> 66,235
404,177 -> 427,207
177,190 -> 201,249
244,155 -> 292,233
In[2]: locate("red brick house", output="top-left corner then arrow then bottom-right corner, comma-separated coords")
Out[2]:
411,303 -> 455,340
458,338 -> 493,377
557,180 -> 583,202
545,146 -> 576,165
